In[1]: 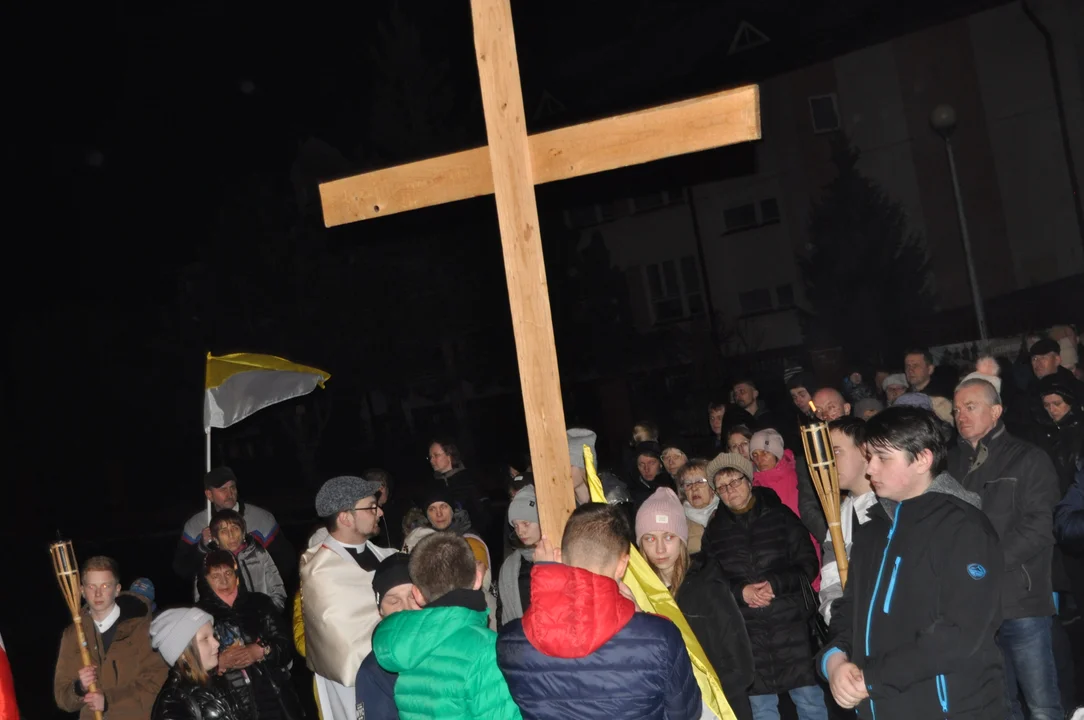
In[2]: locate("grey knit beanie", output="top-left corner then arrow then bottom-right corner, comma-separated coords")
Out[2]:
507,485 -> 539,526
150,607 -> 213,667
567,428 -> 597,469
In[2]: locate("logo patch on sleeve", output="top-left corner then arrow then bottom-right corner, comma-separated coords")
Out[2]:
967,563 -> 986,579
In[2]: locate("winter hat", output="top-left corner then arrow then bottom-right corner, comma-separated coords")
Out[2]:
634,440 -> 663,460
129,578 -> 156,611
1029,337 -> 1061,357
507,485 -> 539,526
705,452 -> 754,483
315,475 -> 383,518
420,482 -> 454,512
881,373 -> 908,392
635,488 -> 689,544
372,553 -> 413,605
853,398 -> 884,418
962,371 -> 1002,395
893,392 -> 933,410
150,608 -> 214,667
204,466 -> 237,490
567,428 -> 597,469
402,527 -> 435,554
749,428 -> 785,461
1039,374 -> 1078,405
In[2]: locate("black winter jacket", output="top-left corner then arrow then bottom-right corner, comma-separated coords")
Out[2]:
151,671 -> 240,720
676,554 -> 755,720
196,579 -> 304,720
817,474 -> 1005,720
701,486 -> 820,695
947,422 -> 1059,619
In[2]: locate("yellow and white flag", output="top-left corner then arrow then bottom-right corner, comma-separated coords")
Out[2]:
204,352 -> 331,431
584,446 -> 736,720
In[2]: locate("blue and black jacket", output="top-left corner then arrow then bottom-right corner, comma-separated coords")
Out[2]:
817,473 -> 1006,719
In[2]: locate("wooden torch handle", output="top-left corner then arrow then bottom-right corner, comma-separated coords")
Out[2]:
73,616 -> 104,720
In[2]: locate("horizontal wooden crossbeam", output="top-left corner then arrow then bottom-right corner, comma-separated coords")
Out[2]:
319,84 -> 761,227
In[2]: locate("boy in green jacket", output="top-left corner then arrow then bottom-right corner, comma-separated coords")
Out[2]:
372,531 -> 522,720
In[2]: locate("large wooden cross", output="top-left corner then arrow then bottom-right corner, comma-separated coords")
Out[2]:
320,0 -> 761,542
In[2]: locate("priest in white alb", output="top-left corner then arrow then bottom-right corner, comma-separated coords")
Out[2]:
300,475 -> 396,720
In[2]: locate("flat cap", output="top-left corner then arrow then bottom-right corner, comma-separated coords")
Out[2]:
315,475 -> 383,518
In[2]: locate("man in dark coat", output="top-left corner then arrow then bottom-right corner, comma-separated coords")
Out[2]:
818,407 -> 1005,720
948,378 -> 1063,720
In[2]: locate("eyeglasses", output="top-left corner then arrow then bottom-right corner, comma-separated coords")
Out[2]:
682,478 -> 708,489
350,505 -> 381,514
715,477 -> 747,494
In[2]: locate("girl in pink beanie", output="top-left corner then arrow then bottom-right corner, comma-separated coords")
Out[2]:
634,487 -> 756,720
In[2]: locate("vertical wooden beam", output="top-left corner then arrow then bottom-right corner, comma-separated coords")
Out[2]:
470,0 -> 575,543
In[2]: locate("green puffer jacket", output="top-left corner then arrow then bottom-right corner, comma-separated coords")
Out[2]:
372,598 -> 522,720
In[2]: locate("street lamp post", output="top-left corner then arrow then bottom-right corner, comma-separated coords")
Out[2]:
930,104 -> 988,340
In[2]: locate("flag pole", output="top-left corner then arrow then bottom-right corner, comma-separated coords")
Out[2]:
205,428 -> 212,525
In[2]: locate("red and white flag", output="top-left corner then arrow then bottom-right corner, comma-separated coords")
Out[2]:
0,631 -> 18,720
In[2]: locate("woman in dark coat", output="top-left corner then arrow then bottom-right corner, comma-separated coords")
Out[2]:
196,551 -> 304,720
701,454 -> 828,720
149,607 -> 240,720
635,487 -> 755,720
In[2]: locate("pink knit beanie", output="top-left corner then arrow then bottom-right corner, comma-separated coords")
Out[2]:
750,428 -> 785,461
635,487 -> 689,544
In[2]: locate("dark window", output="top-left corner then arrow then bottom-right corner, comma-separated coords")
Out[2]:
776,283 -> 795,307
680,256 -> 701,293
809,95 -> 840,133
687,294 -> 705,316
761,198 -> 780,224
646,264 -> 664,300
723,203 -> 758,232
739,288 -> 772,314
654,298 -> 684,322
662,260 -> 680,297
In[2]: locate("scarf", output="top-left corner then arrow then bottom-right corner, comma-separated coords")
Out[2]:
683,496 -> 719,528
498,547 -> 534,626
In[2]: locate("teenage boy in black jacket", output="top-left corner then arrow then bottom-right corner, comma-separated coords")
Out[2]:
817,407 -> 1005,720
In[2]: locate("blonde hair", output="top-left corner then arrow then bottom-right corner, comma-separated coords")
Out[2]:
640,539 -> 690,597
174,637 -> 211,686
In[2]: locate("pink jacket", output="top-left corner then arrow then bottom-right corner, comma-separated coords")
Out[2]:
753,449 -> 800,517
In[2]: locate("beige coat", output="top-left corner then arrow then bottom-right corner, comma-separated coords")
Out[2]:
300,529 -> 395,686
53,593 -> 167,720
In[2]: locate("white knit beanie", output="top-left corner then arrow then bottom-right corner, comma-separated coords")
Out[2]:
150,608 -> 213,667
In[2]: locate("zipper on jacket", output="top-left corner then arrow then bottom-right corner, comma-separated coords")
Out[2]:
113,660 -> 119,683
865,504 -> 901,656
936,674 -> 949,713
882,557 -> 902,614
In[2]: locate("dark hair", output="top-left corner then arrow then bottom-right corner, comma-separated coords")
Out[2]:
203,549 -> 238,575
864,406 -> 947,472
707,400 -> 727,412
727,424 -> 754,441
829,416 -> 867,445
210,508 -> 246,536
732,377 -> 758,391
428,437 -> 463,469
363,468 -> 393,493
408,532 -> 476,602
904,348 -> 934,366
82,556 -> 120,583
561,502 -> 632,569
632,420 -> 659,439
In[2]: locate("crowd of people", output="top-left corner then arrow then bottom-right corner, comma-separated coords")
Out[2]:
43,326 -> 1084,720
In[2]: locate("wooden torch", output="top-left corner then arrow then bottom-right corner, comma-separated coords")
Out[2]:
50,539 -> 104,720
799,403 -> 848,588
